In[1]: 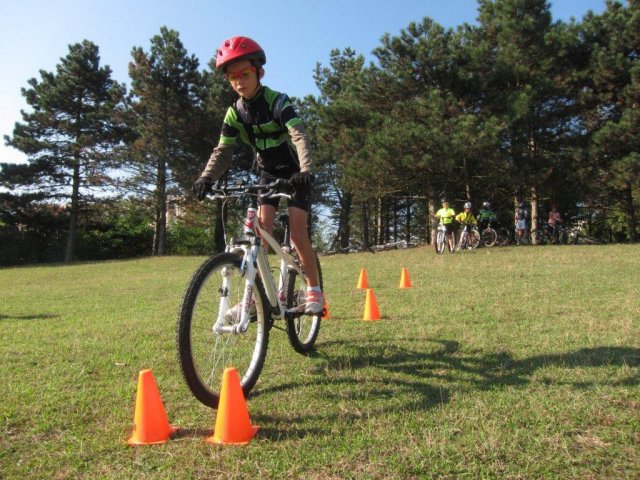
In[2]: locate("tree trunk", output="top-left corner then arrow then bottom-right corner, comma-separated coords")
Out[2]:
332,191 -> 353,248
361,201 -> 370,248
429,186 -> 436,245
529,185 -> 540,245
376,197 -> 384,245
393,198 -> 398,242
463,156 -> 471,200
64,156 -> 81,263
154,157 -> 167,255
623,182 -> 638,242
405,198 -> 412,242
530,184 -> 538,245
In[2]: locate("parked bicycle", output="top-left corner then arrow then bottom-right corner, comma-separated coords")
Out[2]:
434,223 -> 454,254
456,224 -> 481,250
496,225 -> 512,246
565,217 -> 602,245
176,180 -> 324,408
479,220 -> 498,247
526,220 -> 566,245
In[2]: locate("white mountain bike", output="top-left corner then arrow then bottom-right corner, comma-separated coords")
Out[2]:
176,180 -> 324,408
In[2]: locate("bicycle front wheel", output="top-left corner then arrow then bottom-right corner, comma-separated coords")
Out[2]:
177,253 -> 270,408
285,252 -> 323,354
435,230 -> 446,254
469,229 -> 481,249
482,228 -> 497,247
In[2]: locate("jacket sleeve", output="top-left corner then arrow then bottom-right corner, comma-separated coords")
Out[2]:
201,142 -> 235,180
288,123 -> 313,173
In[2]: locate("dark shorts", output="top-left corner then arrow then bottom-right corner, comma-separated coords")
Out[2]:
258,171 -> 311,212
442,223 -> 455,234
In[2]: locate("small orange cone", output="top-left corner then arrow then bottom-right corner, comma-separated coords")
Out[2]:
127,369 -> 176,445
357,268 -> 369,289
206,367 -> 260,445
362,288 -> 381,321
322,294 -> 330,319
399,267 -> 412,288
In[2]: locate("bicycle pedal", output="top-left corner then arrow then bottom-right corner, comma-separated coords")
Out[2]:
286,305 -> 307,314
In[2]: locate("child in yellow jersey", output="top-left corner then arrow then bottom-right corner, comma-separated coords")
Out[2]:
455,202 -> 477,250
435,197 -> 456,253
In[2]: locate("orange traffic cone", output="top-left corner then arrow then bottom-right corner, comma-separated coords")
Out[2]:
362,288 -> 381,321
322,294 -> 330,320
206,367 -> 260,445
357,268 -> 369,289
127,369 -> 176,445
399,267 -> 412,288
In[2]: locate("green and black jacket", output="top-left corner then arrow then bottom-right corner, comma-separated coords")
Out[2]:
202,86 -> 313,180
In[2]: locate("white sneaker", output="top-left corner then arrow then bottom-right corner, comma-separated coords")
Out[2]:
304,290 -> 324,315
224,300 -> 256,323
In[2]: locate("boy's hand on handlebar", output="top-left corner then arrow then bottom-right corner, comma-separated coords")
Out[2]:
289,171 -> 313,187
192,176 -> 214,200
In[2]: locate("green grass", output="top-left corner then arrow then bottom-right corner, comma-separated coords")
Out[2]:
1,245 -> 639,479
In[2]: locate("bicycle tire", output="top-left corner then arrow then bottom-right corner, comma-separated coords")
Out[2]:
496,227 -> 510,246
435,230 -> 446,254
469,229 -> 481,249
177,253 -> 270,408
538,229 -> 549,245
481,228 -> 497,247
285,252 -> 323,354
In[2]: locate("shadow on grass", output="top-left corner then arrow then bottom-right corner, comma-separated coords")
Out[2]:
0,313 -> 61,321
291,339 -> 638,396
317,339 -> 639,391
250,341 -> 638,440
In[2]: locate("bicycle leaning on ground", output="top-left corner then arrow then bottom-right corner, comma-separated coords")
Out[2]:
176,179 -> 324,408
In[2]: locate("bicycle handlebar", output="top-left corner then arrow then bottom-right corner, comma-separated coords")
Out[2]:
207,178 -> 294,201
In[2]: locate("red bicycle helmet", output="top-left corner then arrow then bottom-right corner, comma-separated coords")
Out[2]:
216,36 -> 266,71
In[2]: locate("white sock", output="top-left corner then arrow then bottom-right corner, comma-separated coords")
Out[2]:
307,286 -> 322,293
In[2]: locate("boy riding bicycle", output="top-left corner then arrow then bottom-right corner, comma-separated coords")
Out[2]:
192,36 -> 323,314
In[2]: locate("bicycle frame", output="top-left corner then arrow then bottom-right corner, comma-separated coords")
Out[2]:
212,203 -> 304,335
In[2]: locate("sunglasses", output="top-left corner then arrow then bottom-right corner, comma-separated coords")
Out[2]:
226,66 -> 257,83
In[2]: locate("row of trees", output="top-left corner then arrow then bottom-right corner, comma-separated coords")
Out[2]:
311,0 -> 639,249
1,0 -> 638,266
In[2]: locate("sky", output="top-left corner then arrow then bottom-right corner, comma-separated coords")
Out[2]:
1,0 -> 608,165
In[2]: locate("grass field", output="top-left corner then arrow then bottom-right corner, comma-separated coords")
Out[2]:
1,244 -> 639,479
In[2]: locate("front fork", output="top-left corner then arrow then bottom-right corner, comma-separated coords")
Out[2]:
212,243 -> 259,334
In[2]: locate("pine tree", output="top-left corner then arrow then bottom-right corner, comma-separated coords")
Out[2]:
476,0 -> 579,243
580,1 -> 639,241
2,40 -> 126,262
127,27 -> 206,255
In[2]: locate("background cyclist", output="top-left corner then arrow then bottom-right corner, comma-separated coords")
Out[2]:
435,197 -> 456,253
455,202 -> 478,250
477,201 -> 497,232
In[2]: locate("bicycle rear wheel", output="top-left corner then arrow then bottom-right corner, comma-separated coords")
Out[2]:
481,228 -> 497,247
285,252 -> 323,354
177,253 -> 270,408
